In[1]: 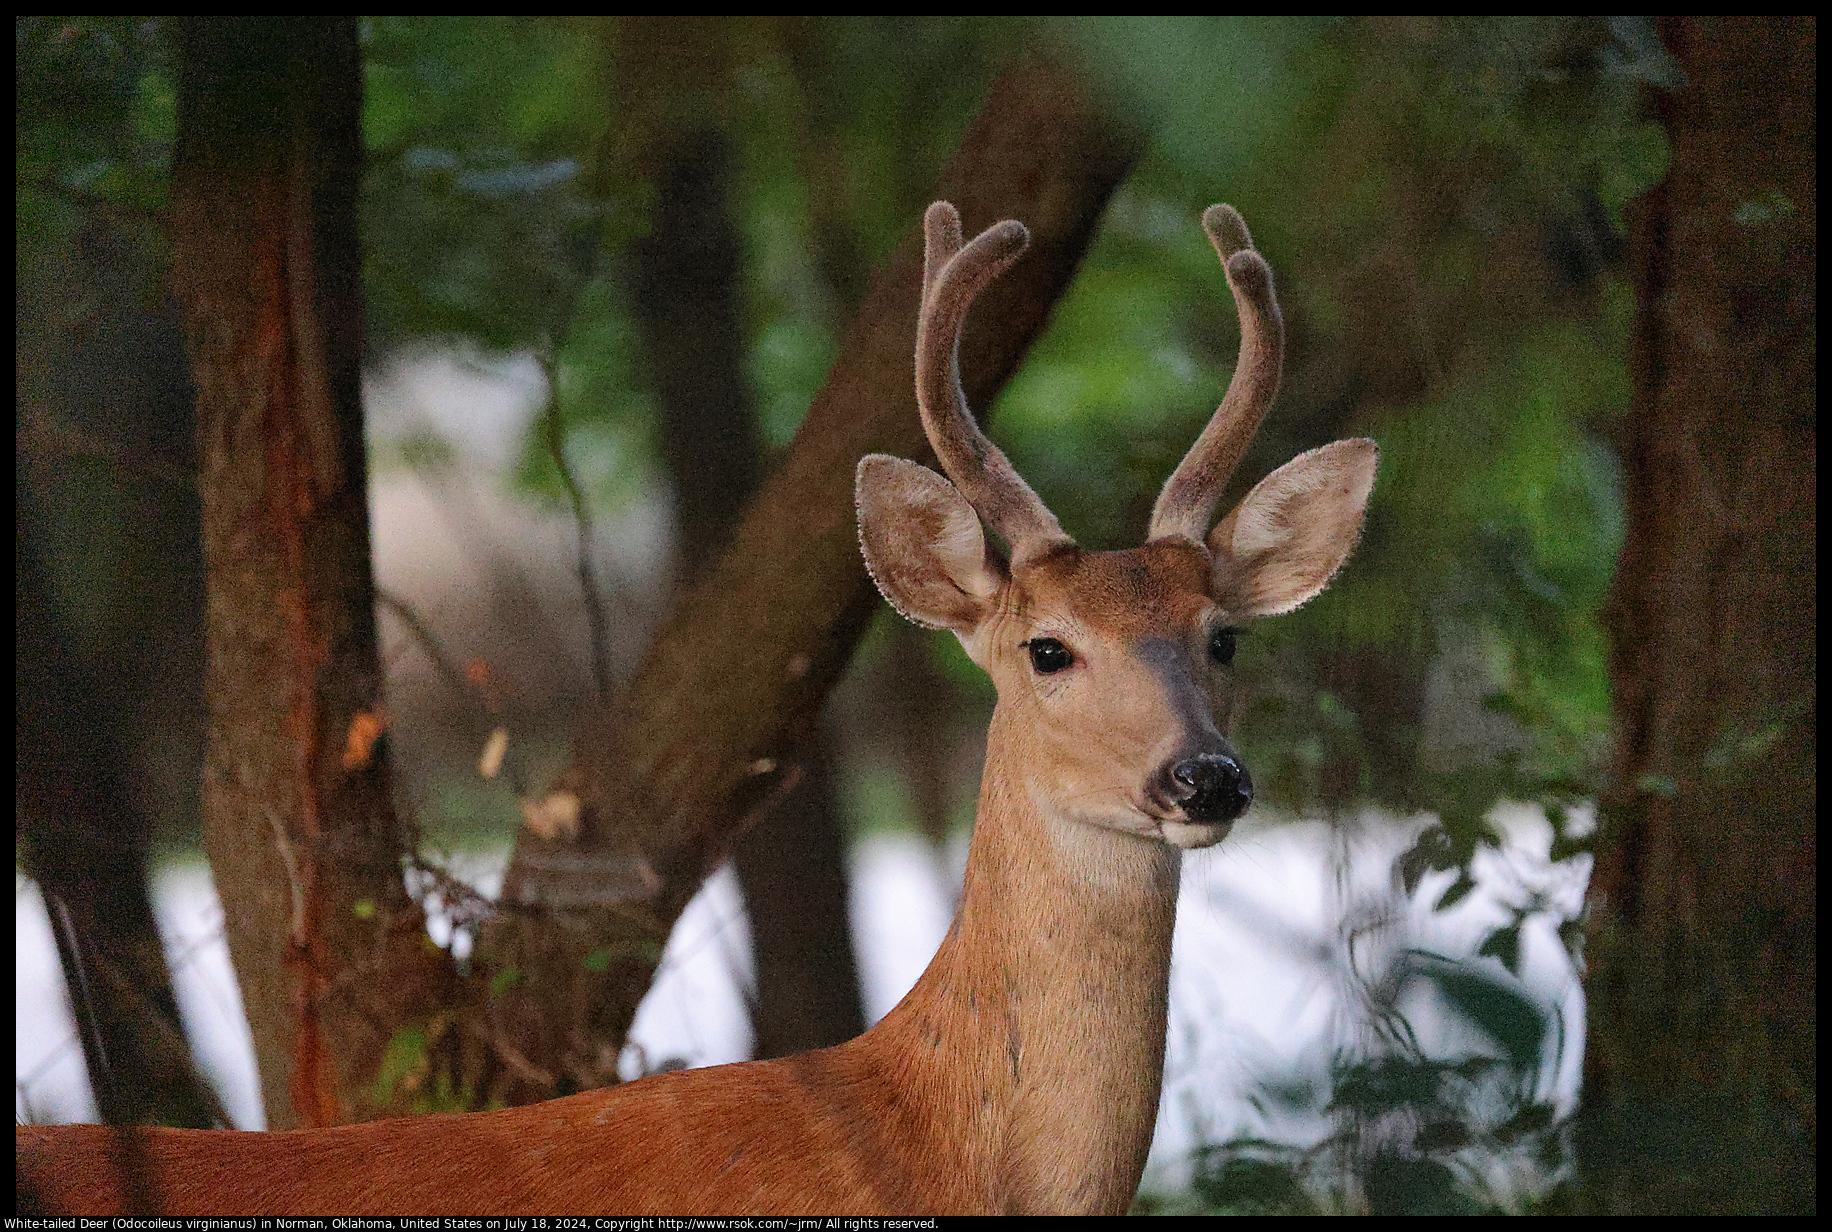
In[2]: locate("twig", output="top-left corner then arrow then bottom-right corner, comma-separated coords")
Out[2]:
260,803 -> 308,947
376,588 -> 475,701
406,856 -> 499,931
18,407 -> 195,491
465,1020 -> 556,1091
536,355 -> 612,700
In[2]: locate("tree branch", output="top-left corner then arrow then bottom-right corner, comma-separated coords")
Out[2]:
479,60 -> 1142,1100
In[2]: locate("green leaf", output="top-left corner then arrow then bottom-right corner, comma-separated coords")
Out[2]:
1434,871 -> 1477,911
1491,1101 -> 1557,1145
1192,1151 -> 1313,1215
1365,1153 -> 1474,1216
1424,966 -> 1547,1069
1414,1116 -> 1473,1152
1477,922 -> 1523,976
370,1025 -> 427,1107
1329,1056 -> 1446,1115
1395,825 -> 1459,896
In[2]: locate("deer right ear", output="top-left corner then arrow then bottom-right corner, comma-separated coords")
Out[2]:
856,454 -> 1004,632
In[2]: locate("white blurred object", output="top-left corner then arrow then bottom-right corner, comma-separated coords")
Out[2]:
18,805 -> 1586,1199
15,874 -> 97,1126
14,863 -> 263,1129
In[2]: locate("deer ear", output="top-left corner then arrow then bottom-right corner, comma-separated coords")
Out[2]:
856,454 -> 1005,632
1208,438 -> 1377,619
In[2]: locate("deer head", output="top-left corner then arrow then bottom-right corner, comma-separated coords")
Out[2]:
857,201 -> 1376,850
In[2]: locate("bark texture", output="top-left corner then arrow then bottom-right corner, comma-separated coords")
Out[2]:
17,535 -> 219,1131
17,188 -> 218,1130
629,115 -> 866,1057
480,62 -> 1142,1099
1585,16 -> 1815,1213
170,17 -> 451,1128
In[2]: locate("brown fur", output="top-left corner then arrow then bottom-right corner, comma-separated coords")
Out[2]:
17,646 -> 1185,1214
16,540 -> 1235,1217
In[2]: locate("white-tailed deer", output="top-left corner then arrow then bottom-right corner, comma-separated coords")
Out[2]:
17,201 -> 1375,1215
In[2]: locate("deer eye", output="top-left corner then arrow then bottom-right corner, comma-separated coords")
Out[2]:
1208,626 -> 1241,667
1024,638 -> 1073,674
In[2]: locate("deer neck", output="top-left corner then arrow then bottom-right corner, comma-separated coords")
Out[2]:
863,704 -> 1183,1213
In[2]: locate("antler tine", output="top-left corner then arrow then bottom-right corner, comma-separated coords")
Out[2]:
916,201 -> 1068,558
1148,204 -> 1286,544
922,200 -> 963,301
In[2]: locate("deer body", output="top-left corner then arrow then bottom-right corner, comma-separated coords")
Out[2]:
18,676 -> 1182,1214
19,202 -> 1375,1216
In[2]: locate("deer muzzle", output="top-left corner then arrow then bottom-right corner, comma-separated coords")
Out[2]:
1167,752 -> 1253,825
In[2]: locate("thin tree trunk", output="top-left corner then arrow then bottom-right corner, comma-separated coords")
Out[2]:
1584,16 -> 1815,1214
730,727 -> 865,1057
629,117 -> 866,1057
17,180 -> 218,1130
16,529 -> 219,1130
170,17 -> 452,1128
784,27 -> 978,862
479,62 -> 1142,1101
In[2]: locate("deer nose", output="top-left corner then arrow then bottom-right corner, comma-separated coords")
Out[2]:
1169,753 -> 1253,825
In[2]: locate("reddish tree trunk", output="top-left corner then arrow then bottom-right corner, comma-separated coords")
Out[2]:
170,17 -> 451,1128
1585,16 -> 1815,1213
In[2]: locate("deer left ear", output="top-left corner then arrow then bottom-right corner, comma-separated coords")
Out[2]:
1208,438 -> 1378,619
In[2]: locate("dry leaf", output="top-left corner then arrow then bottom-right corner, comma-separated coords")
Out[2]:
519,791 -> 581,841
478,727 -> 509,779
342,709 -> 387,771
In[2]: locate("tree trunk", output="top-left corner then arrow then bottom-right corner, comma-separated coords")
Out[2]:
170,17 -> 453,1128
629,115 -> 866,1057
17,183 -> 219,1129
479,62 -> 1142,1101
16,530 -> 220,1130
1585,16 -> 1815,1213
728,728 -> 865,1057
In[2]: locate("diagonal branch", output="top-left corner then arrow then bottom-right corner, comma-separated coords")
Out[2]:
478,61 -> 1143,1101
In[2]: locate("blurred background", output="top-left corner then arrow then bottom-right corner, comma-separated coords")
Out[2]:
16,17 -> 1812,1214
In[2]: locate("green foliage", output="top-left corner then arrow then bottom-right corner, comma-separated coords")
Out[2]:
1145,943 -> 1571,1214
1191,1146 -> 1325,1215
370,1023 -> 430,1108
1060,17 -> 1331,201
22,16 -> 1644,844
22,17 -> 1673,1196
992,194 -> 1238,549
989,19 -> 1657,868
16,17 -> 174,272
343,40 -> 1642,1211
356,18 -> 1017,516
361,17 -> 608,351
357,19 -> 662,517
510,284 -> 661,517
371,1019 -> 504,1115
16,20 -> 1658,828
